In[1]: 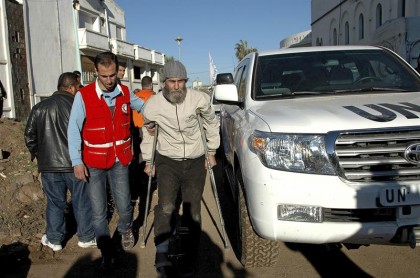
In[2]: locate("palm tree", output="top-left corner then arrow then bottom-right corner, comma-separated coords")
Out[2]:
234,40 -> 257,61
165,55 -> 174,63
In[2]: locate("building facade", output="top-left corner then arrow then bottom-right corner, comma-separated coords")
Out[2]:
0,0 -> 30,120
311,0 -> 420,68
280,30 -> 312,48
1,0 -> 164,120
71,0 -> 164,92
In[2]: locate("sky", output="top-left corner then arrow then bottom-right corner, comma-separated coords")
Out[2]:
115,0 -> 312,85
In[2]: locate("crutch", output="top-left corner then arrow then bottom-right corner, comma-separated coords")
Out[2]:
140,122 -> 158,248
196,111 -> 229,249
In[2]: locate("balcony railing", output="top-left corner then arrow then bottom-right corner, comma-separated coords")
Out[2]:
134,45 -> 152,62
110,38 -> 135,58
77,29 -> 110,51
154,51 -> 164,65
77,29 -> 164,74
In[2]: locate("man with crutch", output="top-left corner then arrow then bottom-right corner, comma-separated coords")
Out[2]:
141,60 -> 220,277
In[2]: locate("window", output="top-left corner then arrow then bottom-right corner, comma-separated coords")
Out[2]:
12,31 -> 20,43
14,48 -> 23,59
116,26 -> 123,40
344,22 -> 349,45
316,37 -> 323,46
376,4 -> 383,28
234,58 -> 250,101
333,28 -> 338,45
79,12 -> 100,32
358,14 -> 364,40
398,0 -> 406,17
100,17 -> 107,34
253,49 -> 420,99
134,66 -> 142,80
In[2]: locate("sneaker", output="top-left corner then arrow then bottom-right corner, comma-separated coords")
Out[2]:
78,238 -> 97,248
121,229 -> 134,250
41,234 -> 62,251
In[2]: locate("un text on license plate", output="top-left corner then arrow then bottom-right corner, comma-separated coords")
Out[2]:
379,186 -> 420,206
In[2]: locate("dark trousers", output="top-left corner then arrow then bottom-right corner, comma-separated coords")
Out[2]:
153,153 -> 206,252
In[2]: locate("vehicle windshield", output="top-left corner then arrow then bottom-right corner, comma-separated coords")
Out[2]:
254,49 -> 420,99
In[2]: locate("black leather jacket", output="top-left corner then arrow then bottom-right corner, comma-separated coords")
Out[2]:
24,91 -> 74,172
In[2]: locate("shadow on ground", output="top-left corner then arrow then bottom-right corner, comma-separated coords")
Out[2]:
64,251 -> 138,278
0,242 -> 31,278
285,243 -> 373,278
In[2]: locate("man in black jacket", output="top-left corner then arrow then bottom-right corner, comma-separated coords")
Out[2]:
25,72 -> 96,251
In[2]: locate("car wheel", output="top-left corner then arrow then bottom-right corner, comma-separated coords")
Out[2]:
236,168 -> 280,267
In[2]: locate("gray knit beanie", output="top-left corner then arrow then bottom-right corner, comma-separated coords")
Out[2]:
162,60 -> 188,81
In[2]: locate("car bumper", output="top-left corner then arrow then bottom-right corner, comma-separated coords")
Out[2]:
241,156 -> 420,245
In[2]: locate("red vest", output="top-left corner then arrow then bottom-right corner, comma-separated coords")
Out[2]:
80,83 -> 132,169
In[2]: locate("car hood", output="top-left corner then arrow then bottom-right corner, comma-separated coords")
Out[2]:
250,92 -> 420,133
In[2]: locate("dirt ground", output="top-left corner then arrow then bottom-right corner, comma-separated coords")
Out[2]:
3,117 -> 420,278
0,118 -> 245,278
0,118 -> 45,247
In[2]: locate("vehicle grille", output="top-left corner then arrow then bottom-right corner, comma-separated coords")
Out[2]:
333,129 -> 420,182
323,208 -> 396,222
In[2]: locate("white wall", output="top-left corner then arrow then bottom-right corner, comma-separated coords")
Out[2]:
26,0 -> 78,97
0,0 -> 12,117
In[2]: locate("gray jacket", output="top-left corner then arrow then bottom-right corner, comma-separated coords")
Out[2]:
141,89 -> 220,163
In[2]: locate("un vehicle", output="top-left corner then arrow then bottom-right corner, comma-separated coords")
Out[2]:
214,46 -> 420,267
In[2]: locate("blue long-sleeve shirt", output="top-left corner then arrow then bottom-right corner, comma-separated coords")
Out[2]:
68,81 -> 145,166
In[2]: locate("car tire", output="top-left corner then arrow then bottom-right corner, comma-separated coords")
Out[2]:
236,168 -> 280,267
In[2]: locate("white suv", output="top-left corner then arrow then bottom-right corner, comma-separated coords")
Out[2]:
214,45 -> 420,267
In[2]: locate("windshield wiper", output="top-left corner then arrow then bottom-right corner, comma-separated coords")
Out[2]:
257,87 -> 414,99
257,91 -> 325,98
334,87 -> 412,93
291,91 -> 327,95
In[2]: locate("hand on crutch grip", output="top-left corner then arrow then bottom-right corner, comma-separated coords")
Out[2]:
145,122 -> 156,136
206,154 -> 217,169
144,163 -> 156,177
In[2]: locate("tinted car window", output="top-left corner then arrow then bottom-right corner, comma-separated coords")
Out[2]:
254,49 -> 420,99
234,58 -> 250,102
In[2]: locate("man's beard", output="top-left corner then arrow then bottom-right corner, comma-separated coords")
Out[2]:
162,87 -> 187,104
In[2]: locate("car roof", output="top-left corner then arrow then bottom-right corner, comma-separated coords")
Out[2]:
255,45 -> 383,57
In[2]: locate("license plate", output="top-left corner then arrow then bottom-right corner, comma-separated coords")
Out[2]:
379,186 -> 420,206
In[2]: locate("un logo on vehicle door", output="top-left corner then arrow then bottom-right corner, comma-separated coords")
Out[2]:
404,143 -> 420,164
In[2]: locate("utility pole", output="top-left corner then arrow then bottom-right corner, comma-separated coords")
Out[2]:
175,36 -> 183,61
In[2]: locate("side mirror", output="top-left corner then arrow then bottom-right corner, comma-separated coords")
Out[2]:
216,73 -> 234,85
214,84 -> 239,102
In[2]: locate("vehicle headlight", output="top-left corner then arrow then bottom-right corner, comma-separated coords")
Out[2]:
249,131 -> 335,175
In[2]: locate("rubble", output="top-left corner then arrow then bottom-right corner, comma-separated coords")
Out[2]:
0,118 -> 45,247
